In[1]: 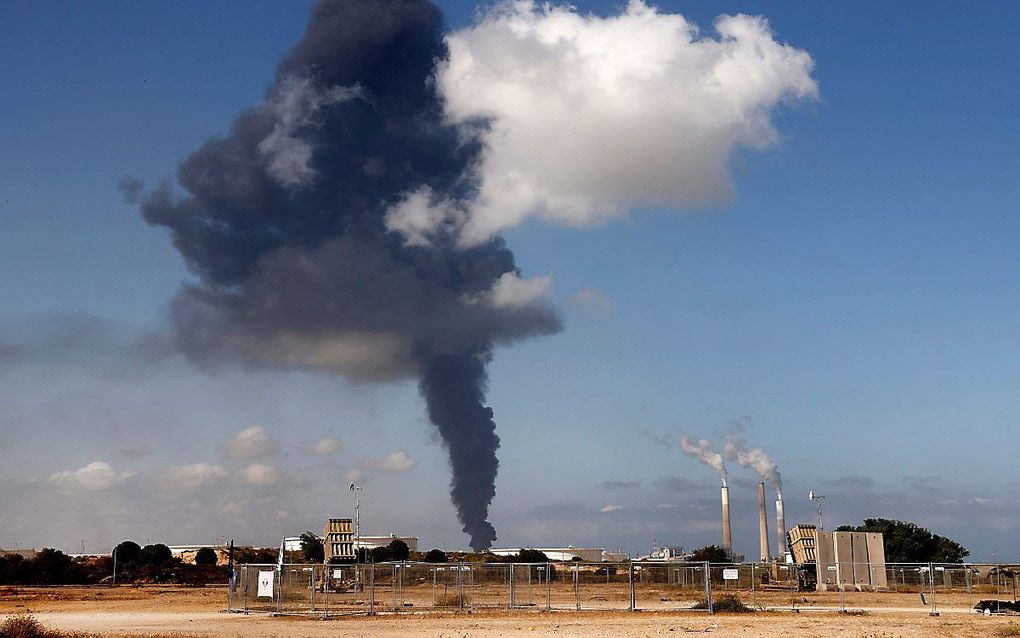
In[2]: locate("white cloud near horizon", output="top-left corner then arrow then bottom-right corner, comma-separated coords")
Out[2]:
363,451 -> 418,473
162,463 -> 228,490
237,463 -> 283,486
433,0 -> 817,244
223,426 -> 281,460
47,461 -> 134,491
302,436 -> 344,456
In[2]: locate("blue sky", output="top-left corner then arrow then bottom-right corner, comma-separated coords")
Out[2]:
2,1 -> 1020,560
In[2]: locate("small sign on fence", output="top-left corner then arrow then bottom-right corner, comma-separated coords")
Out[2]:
257,570 -> 274,598
333,569 -> 343,579
722,568 -> 739,580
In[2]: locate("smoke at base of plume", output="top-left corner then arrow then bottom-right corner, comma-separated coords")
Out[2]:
723,434 -> 782,497
679,436 -> 727,486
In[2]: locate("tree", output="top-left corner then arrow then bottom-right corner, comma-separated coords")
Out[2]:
30,549 -> 77,585
140,544 -> 173,566
113,541 -> 142,564
689,545 -> 730,563
424,549 -> 448,563
300,531 -> 324,563
194,548 -> 219,566
836,518 -> 969,563
388,539 -> 410,561
517,549 -> 549,563
369,546 -> 392,563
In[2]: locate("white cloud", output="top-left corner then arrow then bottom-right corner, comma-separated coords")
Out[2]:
162,463 -> 228,490
384,186 -> 461,247
48,461 -> 134,491
343,468 -> 364,483
656,503 -> 679,509
436,0 -> 817,243
223,426 -> 281,460
363,451 -> 418,473
600,504 -> 624,513
566,288 -> 616,316
468,272 -> 553,310
258,77 -> 363,187
237,463 -> 283,486
302,437 -> 344,456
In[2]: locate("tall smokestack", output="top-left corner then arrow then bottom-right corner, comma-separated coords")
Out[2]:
721,485 -> 732,550
775,496 -> 786,559
758,481 -> 770,562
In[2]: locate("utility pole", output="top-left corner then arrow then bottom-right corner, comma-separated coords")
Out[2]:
350,482 -> 363,591
350,483 -> 363,558
809,491 -> 826,531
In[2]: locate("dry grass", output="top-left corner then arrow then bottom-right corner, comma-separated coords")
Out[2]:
999,624 -> 1020,637
0,614 -> 97,638
435,593 -> 470,607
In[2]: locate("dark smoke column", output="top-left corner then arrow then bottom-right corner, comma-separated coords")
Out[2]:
420,350 -> 500,551
124,0 -> 559,552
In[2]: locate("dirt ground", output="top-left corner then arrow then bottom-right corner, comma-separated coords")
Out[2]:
2,586 -> 1019,637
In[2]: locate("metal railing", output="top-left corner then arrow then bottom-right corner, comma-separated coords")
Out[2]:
226,560 -> 1019,617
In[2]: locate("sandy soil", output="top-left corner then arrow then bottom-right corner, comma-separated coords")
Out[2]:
2,586 -> 1018,637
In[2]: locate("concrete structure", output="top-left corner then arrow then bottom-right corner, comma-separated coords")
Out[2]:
866,532 -> 888,588
816,530 -> 837,589
353,534 -> 418,552
323,518 -> 355,562
757,482 -> 770,562
811,530 -> 886,591
775,497 -> 787,559
491,547 -> 612,562
720,486 -> 732,549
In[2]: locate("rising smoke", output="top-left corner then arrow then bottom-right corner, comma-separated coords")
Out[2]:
723,433 -> 782,498
122,0 -> 560,551
679,436 -> 728,486
123,0 -> 814,550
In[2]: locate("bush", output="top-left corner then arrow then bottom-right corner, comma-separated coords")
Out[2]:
194,548 -> 218,566
0,614 -> 99,638
693,595 -> 752,613
424,549 -> 448,563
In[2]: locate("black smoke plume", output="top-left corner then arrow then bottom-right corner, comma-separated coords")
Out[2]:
123,0 -> 560,551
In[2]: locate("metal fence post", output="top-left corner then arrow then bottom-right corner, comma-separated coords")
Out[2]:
509,563 -> 515,608
929,562 -> 938,616
628,562 -> 635,611
751,563 -> 756,609
369,563 -> 376,615
704,562 -> 713,614
574,564 -> 580,611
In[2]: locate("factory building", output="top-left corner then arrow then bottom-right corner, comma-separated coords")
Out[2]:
491,547 -> 624,562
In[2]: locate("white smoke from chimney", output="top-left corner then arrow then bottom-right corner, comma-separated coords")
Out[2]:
723,433 -> 782,497
680,435 -> 727,486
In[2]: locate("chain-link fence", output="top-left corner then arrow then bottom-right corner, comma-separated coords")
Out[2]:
227,561 -> 1020,617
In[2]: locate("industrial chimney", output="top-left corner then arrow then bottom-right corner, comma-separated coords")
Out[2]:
775,493 -> 787,559
758,481 -> 770,562
720,484 -> 732,549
